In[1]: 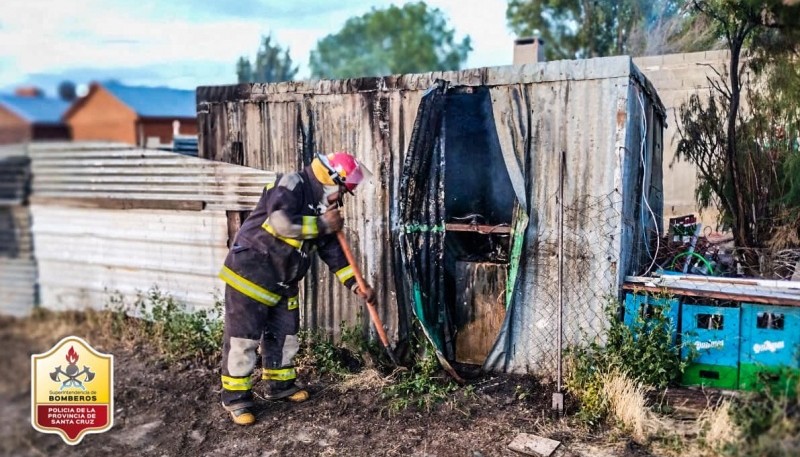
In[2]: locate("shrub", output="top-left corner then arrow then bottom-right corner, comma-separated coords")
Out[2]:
723,388 -> 800,457
565,297 -> 691,426
93,287 -> 223,364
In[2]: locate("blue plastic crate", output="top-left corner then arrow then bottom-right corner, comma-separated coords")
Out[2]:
740,303 -> 800,367
680,304 -> 741,389
623,292 -> 680,342
681,304 -> 741,367
739,303 -> 800,392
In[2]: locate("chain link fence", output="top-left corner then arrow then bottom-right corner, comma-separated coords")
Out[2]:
520,191 -> 631,378
521,187 -> 799,382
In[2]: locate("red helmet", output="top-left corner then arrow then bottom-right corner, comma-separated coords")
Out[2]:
312,152 -> 371,192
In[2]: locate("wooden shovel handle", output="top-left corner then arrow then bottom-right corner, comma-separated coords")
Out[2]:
336,231 -> 392,349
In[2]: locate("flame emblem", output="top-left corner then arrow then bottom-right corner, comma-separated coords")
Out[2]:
66,346 -> 79,364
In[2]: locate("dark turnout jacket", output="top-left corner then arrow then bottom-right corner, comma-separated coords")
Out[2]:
219,167 -> 356,304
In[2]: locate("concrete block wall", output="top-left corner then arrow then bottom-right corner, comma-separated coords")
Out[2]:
634,50 -> 730,230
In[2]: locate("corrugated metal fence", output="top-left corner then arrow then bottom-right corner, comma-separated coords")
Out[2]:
0,144 -> 35,316
25,142 -> 273,312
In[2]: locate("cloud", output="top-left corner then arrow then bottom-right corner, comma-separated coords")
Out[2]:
0,0 -> 516,92
178,0 -> 373,21
105,0 -> 378,25
4,60 -> 237,96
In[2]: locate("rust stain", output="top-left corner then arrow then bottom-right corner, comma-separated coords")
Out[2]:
616,109 -> 627,128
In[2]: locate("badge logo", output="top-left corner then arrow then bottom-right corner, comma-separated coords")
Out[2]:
31,336 -> 114,445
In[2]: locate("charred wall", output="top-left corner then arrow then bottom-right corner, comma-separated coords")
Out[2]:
196,56 -> 666,374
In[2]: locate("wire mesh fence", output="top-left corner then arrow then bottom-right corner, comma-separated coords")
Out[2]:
522,191 -> 628,378
524,186 -> 800,382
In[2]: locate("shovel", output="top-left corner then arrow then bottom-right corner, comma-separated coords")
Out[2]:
336,231 -> 401,366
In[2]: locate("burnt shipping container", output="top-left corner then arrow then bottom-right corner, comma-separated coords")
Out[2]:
197,56 -> 666,376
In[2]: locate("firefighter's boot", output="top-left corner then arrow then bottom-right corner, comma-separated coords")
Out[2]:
228,407 -> 255,426
263,380 -> 309,402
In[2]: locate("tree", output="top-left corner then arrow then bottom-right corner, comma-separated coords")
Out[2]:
57,81 -> 77,102
309,2 -> 471,79
674,0 -> 800,253
236,57 -> 253,84
237,35 -> 298,83
505,0 -> 690,60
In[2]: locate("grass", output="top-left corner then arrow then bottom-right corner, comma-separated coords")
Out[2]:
87,289 -> 466,416
602,370 -> 655,442
563,294 -> 800,457
698,400 -> 740,455
380,336 -> 462,414
87,287 -> 223,365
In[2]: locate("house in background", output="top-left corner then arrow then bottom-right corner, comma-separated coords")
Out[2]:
0,91 -> 71,144
64,82 -> 197,147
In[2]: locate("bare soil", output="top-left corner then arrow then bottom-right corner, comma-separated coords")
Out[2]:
0,313 -> 676,457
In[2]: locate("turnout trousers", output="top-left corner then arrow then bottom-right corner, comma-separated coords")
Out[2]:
220,284 -> 300,410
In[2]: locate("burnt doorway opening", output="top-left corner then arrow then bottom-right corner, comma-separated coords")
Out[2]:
442,86 -> 516,368
397,81 -> 520,376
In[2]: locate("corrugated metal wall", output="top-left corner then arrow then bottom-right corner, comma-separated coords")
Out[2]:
197,55 -> 666,372
28,142 -> 273,312
199,79 -> 426,342
0,144 -> 35,316
490,67 -> 665,374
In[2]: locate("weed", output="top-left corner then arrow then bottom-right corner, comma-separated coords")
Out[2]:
138,288 -> 223,363
697,400 -> 741,455
92,287 -> 223,364
565,296 -> 690,428
298,328 -> 349,376
602,370 -> 653,442
723,388 -> 800,457
382,336 -> 458,413
297,318 -> 374,377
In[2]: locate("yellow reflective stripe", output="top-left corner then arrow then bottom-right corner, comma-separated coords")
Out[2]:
262,367 -> 297,381
221,375 -> 253,391
301,216 -> 318,237
261,222 -> 304,249
287,296 -> 299,310
219,266 -> 281,306
265,181 -> 275,190
335,265 -> 355,284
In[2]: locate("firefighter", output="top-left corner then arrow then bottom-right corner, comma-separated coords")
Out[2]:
218,151 -> 376,426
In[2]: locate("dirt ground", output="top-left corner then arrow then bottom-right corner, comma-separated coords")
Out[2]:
0,314 -> 687,457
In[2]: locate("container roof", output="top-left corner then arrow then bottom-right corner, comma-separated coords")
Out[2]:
103,82 -> 196,118
0,94 -> 69,124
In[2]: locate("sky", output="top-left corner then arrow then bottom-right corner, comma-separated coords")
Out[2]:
0,0 -> 517,96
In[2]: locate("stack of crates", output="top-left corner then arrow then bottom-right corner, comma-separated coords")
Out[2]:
739,303 -> 800,394
680,302 -> 741,389
623,292 -> 680,343
623,292 -> 800,393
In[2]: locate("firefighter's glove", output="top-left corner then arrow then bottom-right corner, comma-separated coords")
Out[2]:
355,284 -> 376,304
320,207 -> 343,233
